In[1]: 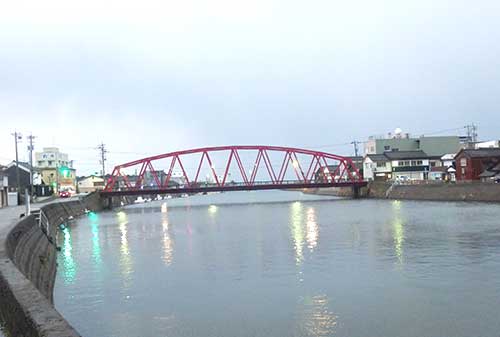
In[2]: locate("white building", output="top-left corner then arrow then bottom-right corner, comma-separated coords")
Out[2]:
475,140 -> 500,149
35,147 -> 73,168
385,151 -> 430,181
77,175 -> 105,193
363,154 -> 392,181
0,169 -> 8,207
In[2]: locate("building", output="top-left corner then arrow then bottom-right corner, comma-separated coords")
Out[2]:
455,148 -> 500,181
4,161 -> 32,192
475,140 -> 500,149
35,147 -> 76,192
440,154 -> 457,181
363,154 -> 392,181
77,175 -> 105,193
313,157 -> 363,182
0,166 -> 8,207
384,150 -> 430,181
364,129 -> 462,157
478,163 -> 500,183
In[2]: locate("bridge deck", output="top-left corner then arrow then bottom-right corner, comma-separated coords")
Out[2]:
101,181 -> 367,197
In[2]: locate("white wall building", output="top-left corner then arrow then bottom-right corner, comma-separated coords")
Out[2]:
475,140 -> 500,149
384,151 -> 430,181
363,154 -> 392,181
35,147 -> 73,168
77,176 -> 105,193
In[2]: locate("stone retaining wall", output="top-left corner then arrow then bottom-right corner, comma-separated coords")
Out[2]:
305,181 -> 500,202
386,182 -> 500,202
0,193 -> 102,337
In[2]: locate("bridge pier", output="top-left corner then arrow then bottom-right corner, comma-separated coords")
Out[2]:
352,186 -> 360,199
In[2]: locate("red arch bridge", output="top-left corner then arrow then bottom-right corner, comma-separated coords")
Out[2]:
102,145 -> 366,197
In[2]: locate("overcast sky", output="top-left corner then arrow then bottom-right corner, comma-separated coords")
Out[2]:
1,0 -> 499,175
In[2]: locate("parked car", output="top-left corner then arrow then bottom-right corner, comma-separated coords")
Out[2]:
59,190 -> 71,198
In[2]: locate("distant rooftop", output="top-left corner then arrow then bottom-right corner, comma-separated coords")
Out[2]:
458,148 -> 500,158
384,150 -> 428,160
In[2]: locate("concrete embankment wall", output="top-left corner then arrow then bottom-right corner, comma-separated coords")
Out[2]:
386,182 -> 500,202
0,193 -> 103,337
305,181 -> 500,203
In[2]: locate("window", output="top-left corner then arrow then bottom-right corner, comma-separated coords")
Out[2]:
370,146 -> 375,152
417,160 -> 422,165
398,161 -> 404,166
50,154 -> 55,158
392,148 -> 399,152
460,158 -> 467,167
411,160 -> 417,166
384,145 -> 390,151
42,154 -> 47,159
461,168 -> 466,175
430,161 -> 436,167
48,160 -> 53,166
377,162 -> 386,168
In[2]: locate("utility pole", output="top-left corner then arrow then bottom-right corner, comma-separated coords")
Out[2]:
351,141 -> 360,157
27,134 -> 36,200
97,142 -> 107,182
465,123 -> 478,148
11,132 -> 22,203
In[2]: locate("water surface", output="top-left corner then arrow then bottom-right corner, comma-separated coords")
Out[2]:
55,191 -> 500,337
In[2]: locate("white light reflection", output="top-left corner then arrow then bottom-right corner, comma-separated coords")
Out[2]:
161,203 -> 174,266
306,207 -> 318,251
208,204 -> 218,215
391,200 -> 405,265
290,201 -> 305,265
298,295 -> 338,337
116,211 -> 133,288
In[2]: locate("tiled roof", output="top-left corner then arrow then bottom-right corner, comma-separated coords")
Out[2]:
383,150 -> 428,160
458,148 -> 500,158
366,154 -> 388,162
479,170 -> 497,178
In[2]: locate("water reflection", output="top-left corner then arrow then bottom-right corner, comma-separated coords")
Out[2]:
290,201 -> 305,265
208,204 -> 218,215
61,227 -> 76,284
89,213 -> 102,266
306,207 -> 318,251
298,295 -> 338,337
117,211 -> 133,287
391,201 -> 405,265
161,203 -> 174,266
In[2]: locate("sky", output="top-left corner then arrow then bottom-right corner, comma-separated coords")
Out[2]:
1,0 -> 500,175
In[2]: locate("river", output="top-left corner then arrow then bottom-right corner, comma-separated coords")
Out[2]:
54,191 -> 500,337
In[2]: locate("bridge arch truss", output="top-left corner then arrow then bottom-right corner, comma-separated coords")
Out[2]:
104,145 -> 364,194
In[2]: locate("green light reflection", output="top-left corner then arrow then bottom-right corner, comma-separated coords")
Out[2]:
89,213 -> 102,266
61,227 -> 76,284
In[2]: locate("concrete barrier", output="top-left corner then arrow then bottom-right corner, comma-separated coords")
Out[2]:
0,193 -> 102,337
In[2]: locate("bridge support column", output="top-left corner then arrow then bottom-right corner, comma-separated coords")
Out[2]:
352,186 -> 360,199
